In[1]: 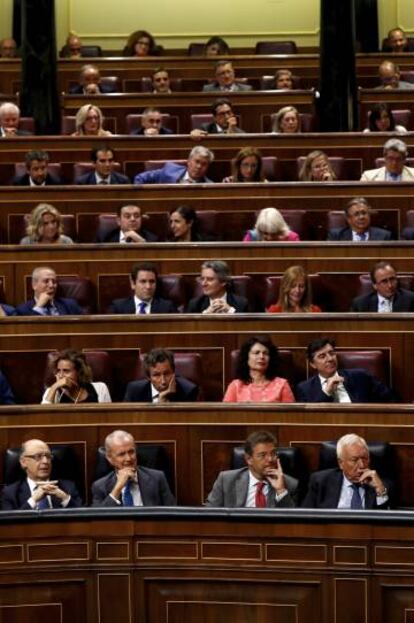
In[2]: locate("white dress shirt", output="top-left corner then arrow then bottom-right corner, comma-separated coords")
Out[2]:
320,374 -> 351,402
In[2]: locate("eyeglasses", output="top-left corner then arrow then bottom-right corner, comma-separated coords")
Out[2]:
349,210 -> 369,218
254,450 -> 278,460
23,452 -> 53,462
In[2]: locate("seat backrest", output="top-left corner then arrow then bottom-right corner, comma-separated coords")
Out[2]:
19,117 -> 35,133
405,210 -> 414,227
57,276 -> 96,314
3,445 -> 84,499
261,156 -> 282,181
296,156 -> 346,180
125,113 -> 179,134
80,45 -> 103,57
335,349 -> 390,385
195,210 -> 219,239
191,114 -> 213,130
255,40 -> 297,54
187,42 -> 205,56
94,444 -> 174,490
100,76 -> 122,92
400,70 -> 414,84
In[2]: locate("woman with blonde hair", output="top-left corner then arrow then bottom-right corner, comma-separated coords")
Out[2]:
223,147 -> 266,183
243,207 -> 300,242
299,150 -> 336,181
272,106 -> 301,133
267,265 -> 321,313
72,104 -> 112,137
20,203 -> 74,245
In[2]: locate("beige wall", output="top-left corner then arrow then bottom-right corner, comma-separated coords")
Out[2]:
0,0 -> 413,50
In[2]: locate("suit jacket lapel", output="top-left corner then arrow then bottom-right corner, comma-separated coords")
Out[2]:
235,470 -> 250,507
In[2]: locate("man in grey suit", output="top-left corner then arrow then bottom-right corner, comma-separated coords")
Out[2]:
377,60 -> 414,90
92,430 -> 176,507
327,197 -> 393,241
202,61 -> 252,92
205,430 -> 298,507
351,261 -> 414,312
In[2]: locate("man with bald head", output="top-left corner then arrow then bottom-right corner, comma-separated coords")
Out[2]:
377,60 -> 414,89
69,64 -> 116,95
385,28 -> 414,53
0,38 -> 17,58
91,429 -> 176,506
1,439 -> 82,510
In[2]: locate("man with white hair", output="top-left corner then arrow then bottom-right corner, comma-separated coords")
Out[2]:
133,146 -> 214,184
360,138 -> 414,181
302,434 -> 391,509
91,429 -> 176,506
0,102 -> 32,137
16,266 -> 83,316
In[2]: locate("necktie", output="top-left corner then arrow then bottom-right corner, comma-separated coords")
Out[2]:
37,494 -> 50,510
138,302 -> 147,315
255,481 -> 267,508
350,484 -> 363,509
357,232 -> 366,242
98,179 -> 109,185
122,481 -> 134,506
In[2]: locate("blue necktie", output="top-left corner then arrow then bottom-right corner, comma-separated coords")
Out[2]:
350,484 -> 363,509
138,302 -> 147,315
122,481 -> 134,506
37,495 -> 50,509
357,232 -> 366,242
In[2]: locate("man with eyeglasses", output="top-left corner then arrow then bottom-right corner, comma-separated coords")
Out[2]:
376,60 -> 414,90
205,430 -> 298,507
361,138 -> 414,182
302,434 -> 391,509
190,98 -> 245,138
202,61 -> 252,93
327,197 -> 393,241
91,429 -> 176,507
295,337 -> 396,403
351,261 -> 414,312
1,439 -> 82,510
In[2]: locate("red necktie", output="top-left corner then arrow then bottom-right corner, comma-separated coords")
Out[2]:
255,481 -> 267,508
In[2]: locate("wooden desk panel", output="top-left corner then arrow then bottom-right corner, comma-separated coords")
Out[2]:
1,508 -> 414,623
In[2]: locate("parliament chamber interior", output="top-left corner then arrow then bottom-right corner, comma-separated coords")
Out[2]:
1,1 -> 414,621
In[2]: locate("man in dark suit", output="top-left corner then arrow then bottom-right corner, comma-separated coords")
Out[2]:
12,150 -> 61,186
351,261 -> 414,312
302,433 -> 391,509
108,261 -> 176,314
91,429 -> 176,506
0,102 -> 32,137
1,439 -> 82,510
96,205 -> 158,243
75,146 -> 130,185
133,146 -> 214,184
69,63 -> 116,94
206,430 -> 298,507
186,260 -> 249,313
190,98 -> 245,138
151,68 -> 172,94
0,370 -> 15,404
295,337 -> 395,403
132,107 -> 173,136
16,266 -> 83,316
124,348 -> 199,403
202,60 -> 252,92
327,197 -> 393,241
384,28 -> 414,53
